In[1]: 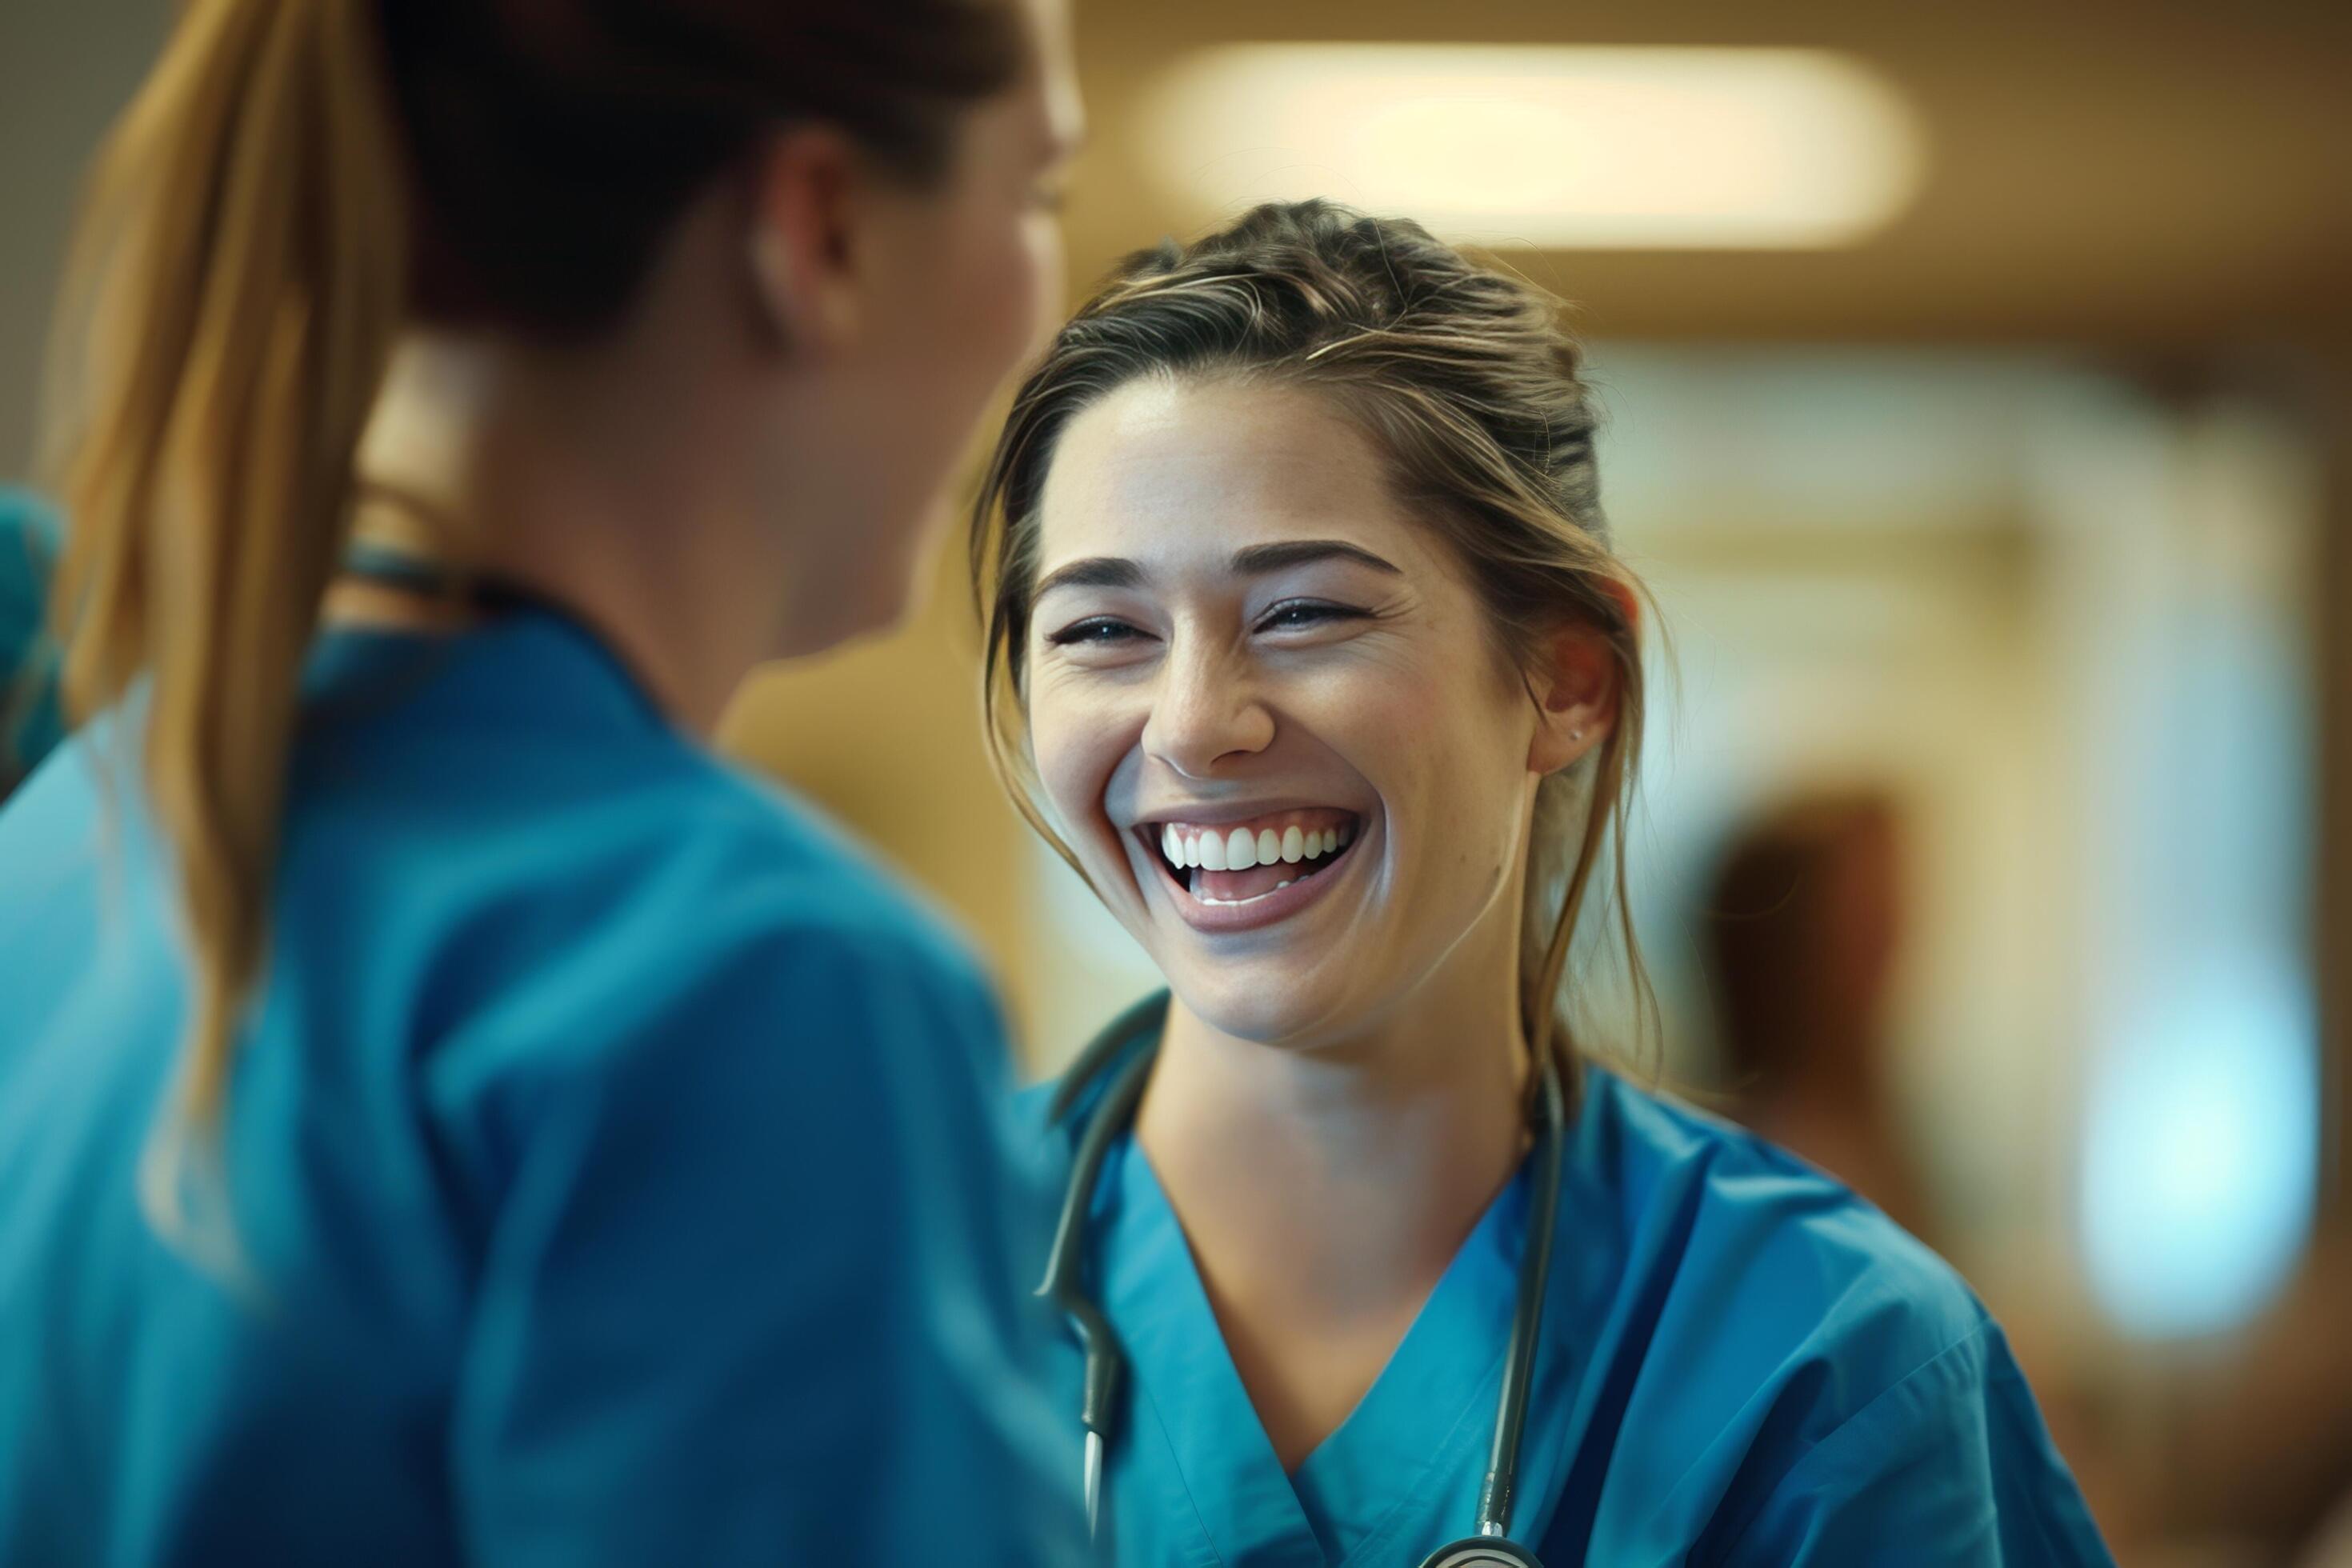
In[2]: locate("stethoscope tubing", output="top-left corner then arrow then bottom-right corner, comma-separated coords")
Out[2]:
1043,993 -> 1568,1566
1035,1026 -> 1158,1541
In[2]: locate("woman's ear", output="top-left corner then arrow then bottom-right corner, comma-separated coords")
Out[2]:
744,124 -> 866,354
1527,620 -> 1620,775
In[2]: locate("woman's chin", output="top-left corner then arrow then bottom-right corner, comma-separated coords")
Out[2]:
1162,965 -> 1369,1054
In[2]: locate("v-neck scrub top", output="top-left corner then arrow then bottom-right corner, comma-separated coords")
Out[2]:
1030,1054 -> 2116,1566
0,611 -> 1078,1565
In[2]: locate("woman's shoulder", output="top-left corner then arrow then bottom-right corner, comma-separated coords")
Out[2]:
295,615 -> 964,941
642,749 -> 984,966
469,758 -> 998,1045
1558,1068 -> 2116,1562
294,624 -> 995,1006
1574,1060 -> 1986,1383
278,658 -> 1007,1093
398,760 -> 1015,1206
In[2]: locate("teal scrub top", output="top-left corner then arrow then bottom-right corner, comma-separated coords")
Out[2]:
0,610 -> 1079,1565
0,486 -> 65,793
1030,1046 -> 2116,1566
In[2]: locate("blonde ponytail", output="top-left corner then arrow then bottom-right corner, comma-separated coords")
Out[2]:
41,0 -> 408,1246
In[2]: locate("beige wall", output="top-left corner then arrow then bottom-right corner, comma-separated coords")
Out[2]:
0,1 -> 167,475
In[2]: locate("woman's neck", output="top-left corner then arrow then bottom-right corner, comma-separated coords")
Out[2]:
334,332 -> 786,735
1134,937 -> 1534,1469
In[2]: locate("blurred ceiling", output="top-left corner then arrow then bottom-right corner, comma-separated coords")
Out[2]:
1062,0 -> 2352,345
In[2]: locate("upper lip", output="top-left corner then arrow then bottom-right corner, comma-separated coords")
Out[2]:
1124,799 -> 1362,829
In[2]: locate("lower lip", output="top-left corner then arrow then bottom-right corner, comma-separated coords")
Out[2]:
1146,830 -> 1366,934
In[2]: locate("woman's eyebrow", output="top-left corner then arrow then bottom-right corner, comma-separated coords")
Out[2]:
1034,557 -> 1143,598
1231,540 -> 1403,577
1032,541 -> 1402,601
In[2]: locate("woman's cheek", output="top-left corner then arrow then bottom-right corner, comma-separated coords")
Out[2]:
1018,216 -> 1065,360
1028,698 -> 1114,846
1309,675 -> 1442,785
990,232 -> 1046,378
1026,712 -> 1082,826
939,203 -> 1037,394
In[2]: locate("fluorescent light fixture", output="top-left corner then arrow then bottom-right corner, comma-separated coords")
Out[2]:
1141,45 -> 1926,249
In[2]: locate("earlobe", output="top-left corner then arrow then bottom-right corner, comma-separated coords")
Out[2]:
747,227 -> 795,346
814,272 -> 859,344
1526,623 -> 1618,774
746,225 -> 858,350
1529,703 -> 1606,777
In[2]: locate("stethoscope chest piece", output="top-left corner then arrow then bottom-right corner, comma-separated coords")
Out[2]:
1419,1538 -> 1547,1568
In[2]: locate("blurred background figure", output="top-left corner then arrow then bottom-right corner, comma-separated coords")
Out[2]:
6,1 -> 2350,1564
0,486 -> 64,799
1702,790 -> 1936,1244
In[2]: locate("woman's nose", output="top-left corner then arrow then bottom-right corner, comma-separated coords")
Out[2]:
1140,644 -> 1274,778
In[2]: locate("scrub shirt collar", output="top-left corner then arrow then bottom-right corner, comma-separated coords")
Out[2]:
1094,1130 -> 1539,1566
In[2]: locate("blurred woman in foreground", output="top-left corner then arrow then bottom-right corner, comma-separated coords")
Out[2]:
0,1 -> 1082,1561
974,200 -> 2114,1564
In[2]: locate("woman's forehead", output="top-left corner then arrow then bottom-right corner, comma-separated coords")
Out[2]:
1035,377 -> 1430,572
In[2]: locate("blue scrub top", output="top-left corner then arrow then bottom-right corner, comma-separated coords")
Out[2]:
1030,1046 -> 2115,1566
0,486 -> 66,792
0,610 -> 1079,1565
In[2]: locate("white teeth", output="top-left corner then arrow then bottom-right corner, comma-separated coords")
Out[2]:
1157,816 -> 1359,882
1277,879 -> 1294,890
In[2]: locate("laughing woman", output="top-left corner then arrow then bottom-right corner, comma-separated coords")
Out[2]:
972,201 -> 2115,1566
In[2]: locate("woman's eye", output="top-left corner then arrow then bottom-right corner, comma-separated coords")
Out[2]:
1046,617 -> 1142,646
1256,601 -> 1365,634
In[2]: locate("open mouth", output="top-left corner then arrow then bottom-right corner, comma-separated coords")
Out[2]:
1134,809 -> 1362,910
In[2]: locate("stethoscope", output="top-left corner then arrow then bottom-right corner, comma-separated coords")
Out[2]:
1038,991 -> 1570,1567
